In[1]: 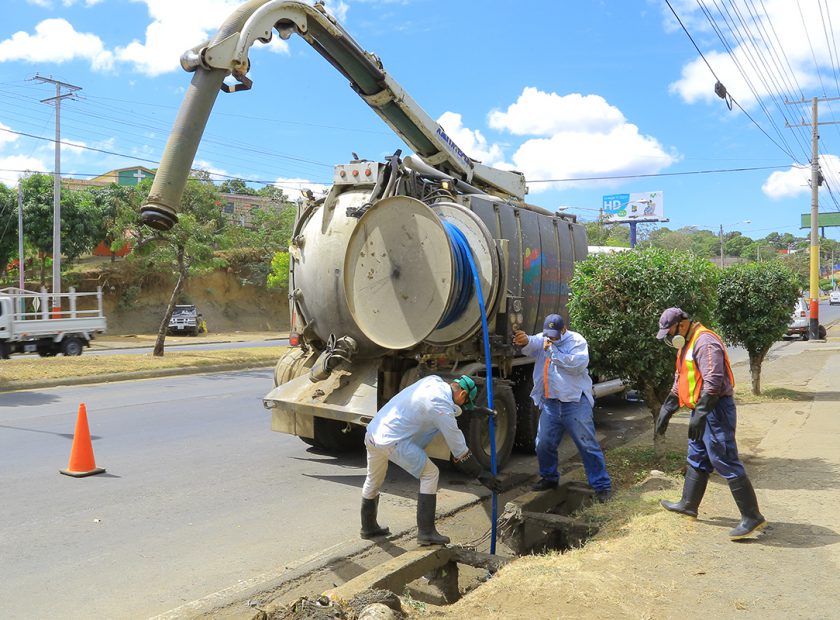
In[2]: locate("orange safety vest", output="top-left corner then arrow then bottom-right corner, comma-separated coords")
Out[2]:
676,324 -> 735,409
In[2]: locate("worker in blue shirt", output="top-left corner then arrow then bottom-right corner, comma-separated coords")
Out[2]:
513,314 -> 612,501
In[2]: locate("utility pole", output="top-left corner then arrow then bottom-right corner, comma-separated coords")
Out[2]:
17,184 -> 25,315
785,95 -> 840,340
33,75 -> 81,318
719,224 -> 724,268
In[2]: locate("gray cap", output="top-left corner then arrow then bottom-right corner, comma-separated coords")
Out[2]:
656,307 -> 688,339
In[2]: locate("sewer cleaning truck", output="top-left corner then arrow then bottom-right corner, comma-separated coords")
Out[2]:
140,0 -> 623,469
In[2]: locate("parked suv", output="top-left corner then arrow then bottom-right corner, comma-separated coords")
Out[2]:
167,305 -> 206,336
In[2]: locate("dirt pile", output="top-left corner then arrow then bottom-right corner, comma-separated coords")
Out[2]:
65,265 -> 289,335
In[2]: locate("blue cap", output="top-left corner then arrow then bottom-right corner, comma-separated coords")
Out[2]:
543,314 -> 564,339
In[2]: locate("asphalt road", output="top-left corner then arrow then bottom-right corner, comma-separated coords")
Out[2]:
0,369 -> 648,619
0,371 -> 510,619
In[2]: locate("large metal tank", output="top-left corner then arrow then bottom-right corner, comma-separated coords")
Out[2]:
293,191 -> 586,355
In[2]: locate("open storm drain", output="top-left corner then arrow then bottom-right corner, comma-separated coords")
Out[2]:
268,482 -> 600,619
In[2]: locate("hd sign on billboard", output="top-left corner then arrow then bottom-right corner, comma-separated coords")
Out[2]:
602,191 -> 664,223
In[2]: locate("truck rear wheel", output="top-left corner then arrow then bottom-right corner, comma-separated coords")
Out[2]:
62,337 -> 84,356
511,366 -> 539,454
462,383 -> 516,471
0,342 -> 10,360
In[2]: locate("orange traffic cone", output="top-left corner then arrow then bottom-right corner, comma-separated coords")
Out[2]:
60,403 -> 106,478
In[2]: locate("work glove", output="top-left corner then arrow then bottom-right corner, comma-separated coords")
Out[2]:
472,406 -> 496,419
455,452 -> 502,493
477,470 -> 503,493
688,393 -> 720,442
655,392 -> 681,436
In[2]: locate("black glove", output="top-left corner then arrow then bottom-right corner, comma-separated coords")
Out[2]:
455,452 -> 502,493
655,393 -> 680,436
688,393 -> 720,442
477,470 -> 502,493
472,406 -> 496,419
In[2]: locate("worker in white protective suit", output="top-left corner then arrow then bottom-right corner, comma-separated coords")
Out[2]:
360,374 -> 501,545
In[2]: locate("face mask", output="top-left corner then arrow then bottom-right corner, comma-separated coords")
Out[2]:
666,333 -> 686,349
453,404 -> 463,418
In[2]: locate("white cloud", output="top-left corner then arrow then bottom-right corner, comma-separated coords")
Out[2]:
0,156 -> 49,187
468,87 -> 676,192
272,177 -> 329,202
668,0 -> 838,108
115,0 -> 309,76
0,122 -> 19,146
511,124 -> 676,193
489,88 -> 625,135
0,18 -> 114,70
762,156 -> 840,199
27,0 -> 104,6
437,111 -> 505,166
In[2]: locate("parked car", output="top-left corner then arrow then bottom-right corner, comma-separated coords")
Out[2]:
786,298 -> 809,340
167,305 -> 206,336
786,298 -> 827,340
830,290 -> 840,306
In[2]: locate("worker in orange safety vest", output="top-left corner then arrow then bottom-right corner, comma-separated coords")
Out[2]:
654,307 -> 767,540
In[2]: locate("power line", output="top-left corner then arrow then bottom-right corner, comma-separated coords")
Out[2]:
528,164 -> 801,183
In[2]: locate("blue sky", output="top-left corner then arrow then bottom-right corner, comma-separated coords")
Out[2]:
1,0 -> 840,242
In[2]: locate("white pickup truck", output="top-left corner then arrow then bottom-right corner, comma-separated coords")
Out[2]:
0,287 -> 107,359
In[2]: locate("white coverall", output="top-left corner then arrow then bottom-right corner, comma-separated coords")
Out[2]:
361,376 -> 470,499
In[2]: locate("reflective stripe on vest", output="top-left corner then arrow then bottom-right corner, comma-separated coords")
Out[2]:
676,325 -> 734,409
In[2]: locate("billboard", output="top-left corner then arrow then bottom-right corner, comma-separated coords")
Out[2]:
602,191 -> 664,223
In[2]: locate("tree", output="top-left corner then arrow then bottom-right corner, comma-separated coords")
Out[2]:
20,174 -> 104,284
218,178 -> 257,195
87,184 -> 138,261
137,178 -> 224,356
568,247 -> 718,452
267,251 -> 290,289
0,183 -> 18,280
716,262 -> 800,394
724,232 -> 753,257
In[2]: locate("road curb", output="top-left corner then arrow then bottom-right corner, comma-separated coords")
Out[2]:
0,361 -> 276,393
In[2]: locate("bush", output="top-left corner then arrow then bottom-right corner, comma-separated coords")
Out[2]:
569,246 -> 719,416
716,261 -> 800,394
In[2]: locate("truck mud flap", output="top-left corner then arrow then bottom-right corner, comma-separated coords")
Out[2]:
263,361 -> 379,438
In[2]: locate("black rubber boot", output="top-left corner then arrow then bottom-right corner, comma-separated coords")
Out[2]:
728,475 -> 767,539
360,496 -> 390,539
660,466 -> 709,518
416,493 -> 450,546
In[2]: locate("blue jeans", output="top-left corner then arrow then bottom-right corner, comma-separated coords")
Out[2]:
687,395 -> 746,480
535,396 -> 612,492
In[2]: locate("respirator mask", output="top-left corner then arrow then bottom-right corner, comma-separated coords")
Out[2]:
665,333 -> 686,349
453,404 -> 463,418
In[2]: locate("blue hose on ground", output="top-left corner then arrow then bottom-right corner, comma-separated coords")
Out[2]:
442,222 -> 498,554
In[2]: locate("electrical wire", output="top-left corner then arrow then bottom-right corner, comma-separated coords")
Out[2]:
528,164 -> 801,183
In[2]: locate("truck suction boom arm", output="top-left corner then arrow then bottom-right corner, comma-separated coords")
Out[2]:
140,0 -> 526,230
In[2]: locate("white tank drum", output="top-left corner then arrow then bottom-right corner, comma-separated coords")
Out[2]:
343,196 -> 500,350
289,187 -> 382,356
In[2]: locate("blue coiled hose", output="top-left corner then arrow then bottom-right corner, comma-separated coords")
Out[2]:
440,221 -> 498,554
